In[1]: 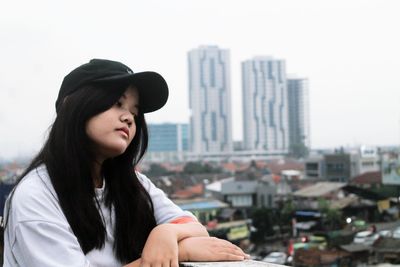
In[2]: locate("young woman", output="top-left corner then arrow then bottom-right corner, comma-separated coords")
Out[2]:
3,59 -> 248,267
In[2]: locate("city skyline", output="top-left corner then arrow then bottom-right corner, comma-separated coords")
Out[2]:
147,50 -> 310,161
1,0 -> 400,159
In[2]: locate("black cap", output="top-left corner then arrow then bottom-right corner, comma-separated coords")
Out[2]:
56,59 -> 169,113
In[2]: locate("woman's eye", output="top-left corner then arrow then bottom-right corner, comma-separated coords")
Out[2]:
115,101 -> 122,107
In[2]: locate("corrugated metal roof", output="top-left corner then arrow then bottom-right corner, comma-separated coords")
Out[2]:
331,195 -> 359,209
293,182 -> 346,197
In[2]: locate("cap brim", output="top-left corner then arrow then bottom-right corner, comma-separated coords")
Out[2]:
94,71 -> 169,113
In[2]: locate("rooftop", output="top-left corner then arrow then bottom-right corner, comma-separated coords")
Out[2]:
221,181 -> 258,194
206,177 -> 235,192
174,198 -> 229,211
351,171 -> 381,185
293,182 -> 346,197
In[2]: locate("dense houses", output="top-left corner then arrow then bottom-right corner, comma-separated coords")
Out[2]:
141,147 -> 400,265
1,146 -> 400,265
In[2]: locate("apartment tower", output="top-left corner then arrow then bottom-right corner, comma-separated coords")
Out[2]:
287,76 -> 310,156
188,46 -> 233,154
242,57 -> 289,153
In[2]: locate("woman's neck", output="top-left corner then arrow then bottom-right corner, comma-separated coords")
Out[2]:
92,160 -> 103,188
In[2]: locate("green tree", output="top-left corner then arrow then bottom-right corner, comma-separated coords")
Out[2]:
289,141 -> 309,158
318,198 -> 342,230
147,163 -> 169,176
281,199 -> 295,225
183,162 -> 205,174
183,162 -> 221,174
250,208 -> 275,244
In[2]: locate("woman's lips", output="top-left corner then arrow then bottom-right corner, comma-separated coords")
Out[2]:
116,127 -> 129,138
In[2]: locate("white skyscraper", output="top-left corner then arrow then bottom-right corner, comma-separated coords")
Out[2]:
188,46 -> 233,154
242,57 -> 289,153
287,76 -> 310,155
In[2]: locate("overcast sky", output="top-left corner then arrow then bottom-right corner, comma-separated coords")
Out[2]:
1,0 -> 400,159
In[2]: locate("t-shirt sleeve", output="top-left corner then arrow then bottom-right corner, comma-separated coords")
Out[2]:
4,168 -> 91,267
137,173 -> 198,224
11,221 -> 90,267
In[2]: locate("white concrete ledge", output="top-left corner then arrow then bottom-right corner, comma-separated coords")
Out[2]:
180,260 -> 287,267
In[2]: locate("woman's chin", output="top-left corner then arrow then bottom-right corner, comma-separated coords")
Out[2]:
100,145 -> 129,159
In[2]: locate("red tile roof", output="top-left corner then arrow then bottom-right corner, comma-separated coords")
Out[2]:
266,159 -> 304,175
351,171 -> 381,184
172,184 -> 204,199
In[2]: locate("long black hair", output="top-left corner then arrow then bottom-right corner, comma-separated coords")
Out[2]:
5,82 -> 157,263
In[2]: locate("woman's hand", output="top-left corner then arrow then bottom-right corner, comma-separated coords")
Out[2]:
139,224 -> 180,267
178,237 -> 250,262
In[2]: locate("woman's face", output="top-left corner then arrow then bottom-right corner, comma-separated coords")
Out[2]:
86,86 -> 139,162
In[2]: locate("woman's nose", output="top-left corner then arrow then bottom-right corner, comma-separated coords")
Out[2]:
120,112 -> 134,127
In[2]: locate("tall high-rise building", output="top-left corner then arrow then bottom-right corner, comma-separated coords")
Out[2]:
287,76 -> 310,156
242,57 -> 289,153
188,45 -> 233,154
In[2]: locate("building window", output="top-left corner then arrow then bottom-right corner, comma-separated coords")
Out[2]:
209,58 -> 216,87
211,112 -> 217,141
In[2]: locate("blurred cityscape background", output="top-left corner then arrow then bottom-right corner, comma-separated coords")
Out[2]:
2,44 -> 400,266
1,0 -> 400,266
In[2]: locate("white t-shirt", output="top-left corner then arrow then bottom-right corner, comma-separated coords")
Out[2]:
3,165 -> 196,267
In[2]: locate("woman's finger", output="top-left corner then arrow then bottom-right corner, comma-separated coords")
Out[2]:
214,240 -> 246,254
217,246 -> 246,257
220,252 -> 246,261
171,258 -> 179,267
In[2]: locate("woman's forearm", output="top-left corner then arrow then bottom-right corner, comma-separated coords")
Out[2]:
168,222 -> 209,241
136,223 -> 208,266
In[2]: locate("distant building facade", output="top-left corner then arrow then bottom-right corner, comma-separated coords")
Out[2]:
324,153 -> 359,182
188,45 -> 233,155
287,76 -> 310,157
206,178 -> 277,210
304,146 -> 380,181
356,146 -> 380,175
242,57 -> 289,154
146,123 -> 189,162
305,156 -> 325,179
